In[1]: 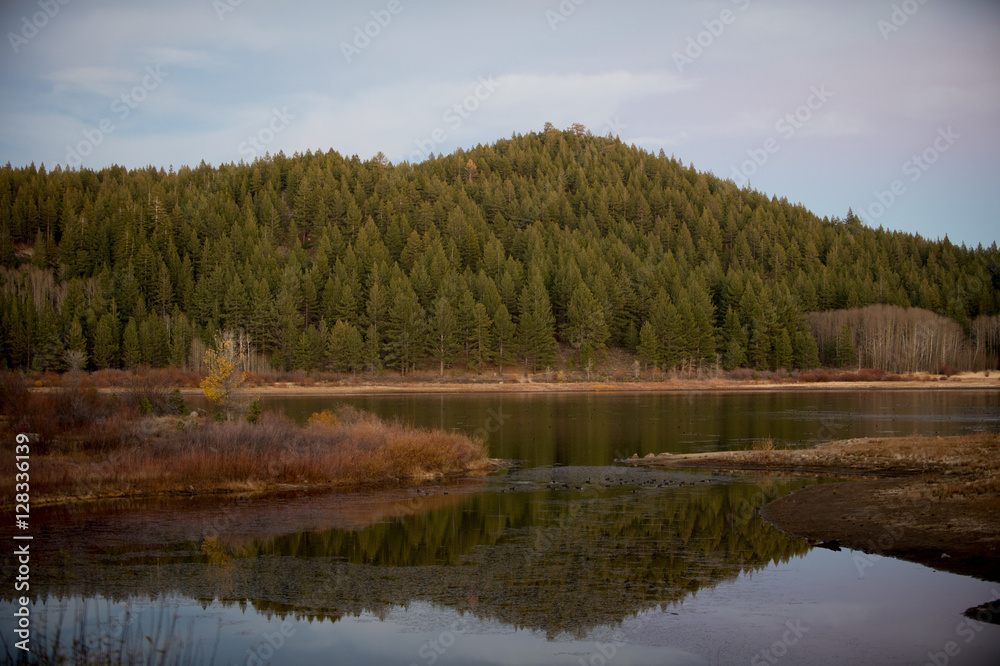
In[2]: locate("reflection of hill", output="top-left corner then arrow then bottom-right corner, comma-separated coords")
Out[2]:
15,477 -> 810,638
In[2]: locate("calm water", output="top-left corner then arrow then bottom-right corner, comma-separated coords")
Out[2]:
3,390 -> 1000,665
256,389 -> 1000,466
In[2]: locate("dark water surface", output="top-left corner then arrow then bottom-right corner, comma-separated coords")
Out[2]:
257,389 -> 1000,465
3,390 -> 999,664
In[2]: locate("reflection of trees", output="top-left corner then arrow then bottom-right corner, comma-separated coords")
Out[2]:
19,479 -> 809,639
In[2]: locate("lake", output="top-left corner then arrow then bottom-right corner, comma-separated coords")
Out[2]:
4,390 -> 1000,665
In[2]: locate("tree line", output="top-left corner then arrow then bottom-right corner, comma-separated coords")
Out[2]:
809,305 -> 995,372
1,126 -> 998,375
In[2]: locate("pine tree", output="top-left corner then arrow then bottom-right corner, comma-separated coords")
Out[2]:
169,311 -> 192,368
565,283 -> 610,369
67,317 -> 87,354
327,320 -> 350,372
344,322 -> 365,376
637,320 -> 658,371
121,318 -> 140,369
686,281 -> 718,366
793,330 -> 820,370
492,304 -> 516,376
721,307 -> 747,370
649,290 -> 682,371
92,313 -> 118,369
146,315 -> 170,367
364,323 -> 381,376
517,269 -> 557,371
773,329 -> 793,370
456,286 -> 477,364
470,302 -> 493,373
386,278 -> 425,375
428,295 -> 459,377
32,301 -> 63,371
724,338 -> 747,371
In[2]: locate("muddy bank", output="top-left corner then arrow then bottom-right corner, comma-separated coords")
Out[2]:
27,459 -> 511,508
625,434 -> 1000,582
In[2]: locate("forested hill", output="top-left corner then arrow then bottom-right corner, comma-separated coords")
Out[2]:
1,126 -> 998,375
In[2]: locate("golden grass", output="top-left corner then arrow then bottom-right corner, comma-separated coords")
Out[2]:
643,433 -> 1000,500
737,433 -> 1000,499
0,408 -> 491,504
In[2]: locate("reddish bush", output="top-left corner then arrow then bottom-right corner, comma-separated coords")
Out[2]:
799,370 -> 831,383
0,372 -> 29,415
51,383 -> 113,428
29,371 -> 62,387
858,368 -> 886,381
936,365 -> 959,377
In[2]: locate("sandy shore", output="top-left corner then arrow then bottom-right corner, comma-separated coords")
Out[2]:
623,434 -> 1000,582
167,372 -> 1000,396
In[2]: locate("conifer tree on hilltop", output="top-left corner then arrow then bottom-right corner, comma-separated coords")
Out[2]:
0,126 -> 997,374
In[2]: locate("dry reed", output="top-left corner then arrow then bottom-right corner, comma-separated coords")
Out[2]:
0,377 -> 490,503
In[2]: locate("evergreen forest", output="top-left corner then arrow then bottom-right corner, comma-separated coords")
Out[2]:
2,126 -> 998,376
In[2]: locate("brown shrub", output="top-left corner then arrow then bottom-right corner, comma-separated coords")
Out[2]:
30,371 -> 62,387
120,370 -> 174,414
799,370 -> 830,383
51,383 -> 113,428
5,407 -> 490,500
0,371 -> 28,415
307,409 -> 339,428
858,368 -> 886,381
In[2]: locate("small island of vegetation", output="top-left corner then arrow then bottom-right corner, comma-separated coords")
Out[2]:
0,363 -> 493,507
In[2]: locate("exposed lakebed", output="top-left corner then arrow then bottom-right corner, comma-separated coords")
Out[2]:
4,390 -> 1000,664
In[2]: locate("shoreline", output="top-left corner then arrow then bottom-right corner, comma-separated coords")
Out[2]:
26,460 -> 511,509
166,374 -> 1000,397
624,434 -> 1000,583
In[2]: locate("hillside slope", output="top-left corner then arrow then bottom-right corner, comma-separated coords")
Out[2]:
1,126 -> 997,374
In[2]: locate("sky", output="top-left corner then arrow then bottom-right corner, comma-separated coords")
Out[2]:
1,0 -> 998,247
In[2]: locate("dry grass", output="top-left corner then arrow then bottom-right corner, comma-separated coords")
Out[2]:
646,433 -> 1000,501
0,401 -> 491,504
747,437 -> 777,463
813,434 -> 1000,500
1,374 -> 490,503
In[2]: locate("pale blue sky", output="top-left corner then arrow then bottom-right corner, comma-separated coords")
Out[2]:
1,0 -> 998,247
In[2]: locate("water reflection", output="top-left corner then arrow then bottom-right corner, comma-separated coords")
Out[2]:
16,471 -> 809,638
241,390 -> 1000,467
6,391 -> 999,663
